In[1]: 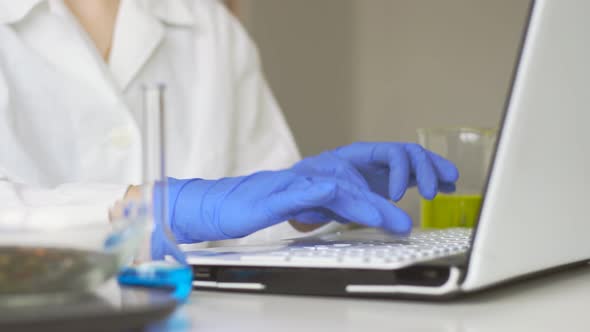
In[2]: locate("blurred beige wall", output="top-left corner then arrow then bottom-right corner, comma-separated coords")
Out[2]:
352,0 -> 529,141
240,0 -> 530,220
240,0 -> 357,156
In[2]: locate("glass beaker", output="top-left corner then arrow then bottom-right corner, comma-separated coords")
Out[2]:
0,207 -> 147,306
417,127 -> 497,228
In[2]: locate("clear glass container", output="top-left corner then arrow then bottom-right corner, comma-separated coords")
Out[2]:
0,85 -> 174,306
0,210 -> 148,306
417,127 -> 497,228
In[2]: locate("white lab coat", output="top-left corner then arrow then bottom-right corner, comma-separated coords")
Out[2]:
0,0 -> 318,246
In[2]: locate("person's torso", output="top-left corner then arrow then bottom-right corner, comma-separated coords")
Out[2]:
0,0 -> 253,187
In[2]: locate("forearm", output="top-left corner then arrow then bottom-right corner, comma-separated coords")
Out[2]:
109,184 -> 144,220
0,180 -> 128,225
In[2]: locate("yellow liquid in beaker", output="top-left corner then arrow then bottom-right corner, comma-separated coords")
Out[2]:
421,194 -> 482,228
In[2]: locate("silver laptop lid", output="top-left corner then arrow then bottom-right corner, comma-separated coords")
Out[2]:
462,0 -> 590,291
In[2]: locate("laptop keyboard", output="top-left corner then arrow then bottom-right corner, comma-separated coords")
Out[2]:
239,228 -> 472,268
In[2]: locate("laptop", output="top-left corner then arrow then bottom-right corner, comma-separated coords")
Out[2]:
184,0 -> 590,299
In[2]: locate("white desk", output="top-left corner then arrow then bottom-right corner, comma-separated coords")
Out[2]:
157,264 -> 590,331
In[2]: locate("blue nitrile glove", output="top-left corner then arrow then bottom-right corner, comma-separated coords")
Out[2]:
150,170 -> 413,260
292,142 -> 459,202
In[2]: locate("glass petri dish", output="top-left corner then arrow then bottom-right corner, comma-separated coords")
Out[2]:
0,207 -> 148,306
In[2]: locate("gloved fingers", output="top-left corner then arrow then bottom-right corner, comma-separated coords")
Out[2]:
265,180 -> 338,217
438,182 -> 457,194
334,178 -> 413,234
318,179 -> 412,233
293,152 -> 370,191
333,142 -> 459,200
319,183 -> 383,228
331,142 -> 373,161
404,143 -> 438,200
293,210 -> 333,224
335,142 -> 404,169
266,178 -> 379,224
323,153 -> 371,190
426,151 -> 460,183
273,177 -> 381,226
332,143 -> 421,201
327,180 -> 413,234
408,158 -> 457,195
366,193 -> 413,235
386,145 -> 411,202
410,150 -> 458,196
150,224 -> 187,262
294,208 -> 350,224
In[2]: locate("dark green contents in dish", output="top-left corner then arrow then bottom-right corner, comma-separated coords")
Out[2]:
0,246 -> 118,294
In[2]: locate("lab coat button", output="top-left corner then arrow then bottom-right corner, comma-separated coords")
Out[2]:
110,127 -> 133,148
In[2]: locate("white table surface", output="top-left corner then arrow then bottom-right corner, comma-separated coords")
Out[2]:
154,264 -> 590,332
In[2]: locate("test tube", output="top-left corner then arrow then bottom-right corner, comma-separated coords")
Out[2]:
115,84 -> 190,294
139,84 -> 184,263
140,84 -> 167,206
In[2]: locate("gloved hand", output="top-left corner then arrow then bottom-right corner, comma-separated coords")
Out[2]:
291,142 -> 459,202
151,170 -> 413,259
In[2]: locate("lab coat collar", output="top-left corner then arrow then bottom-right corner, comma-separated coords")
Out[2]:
0,0 -> 195,27
109,0 -> 165,91
110,0 -> 195,90
145,0 -> 196,27
0,0 -> 196,91
0,0 -> 44,24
